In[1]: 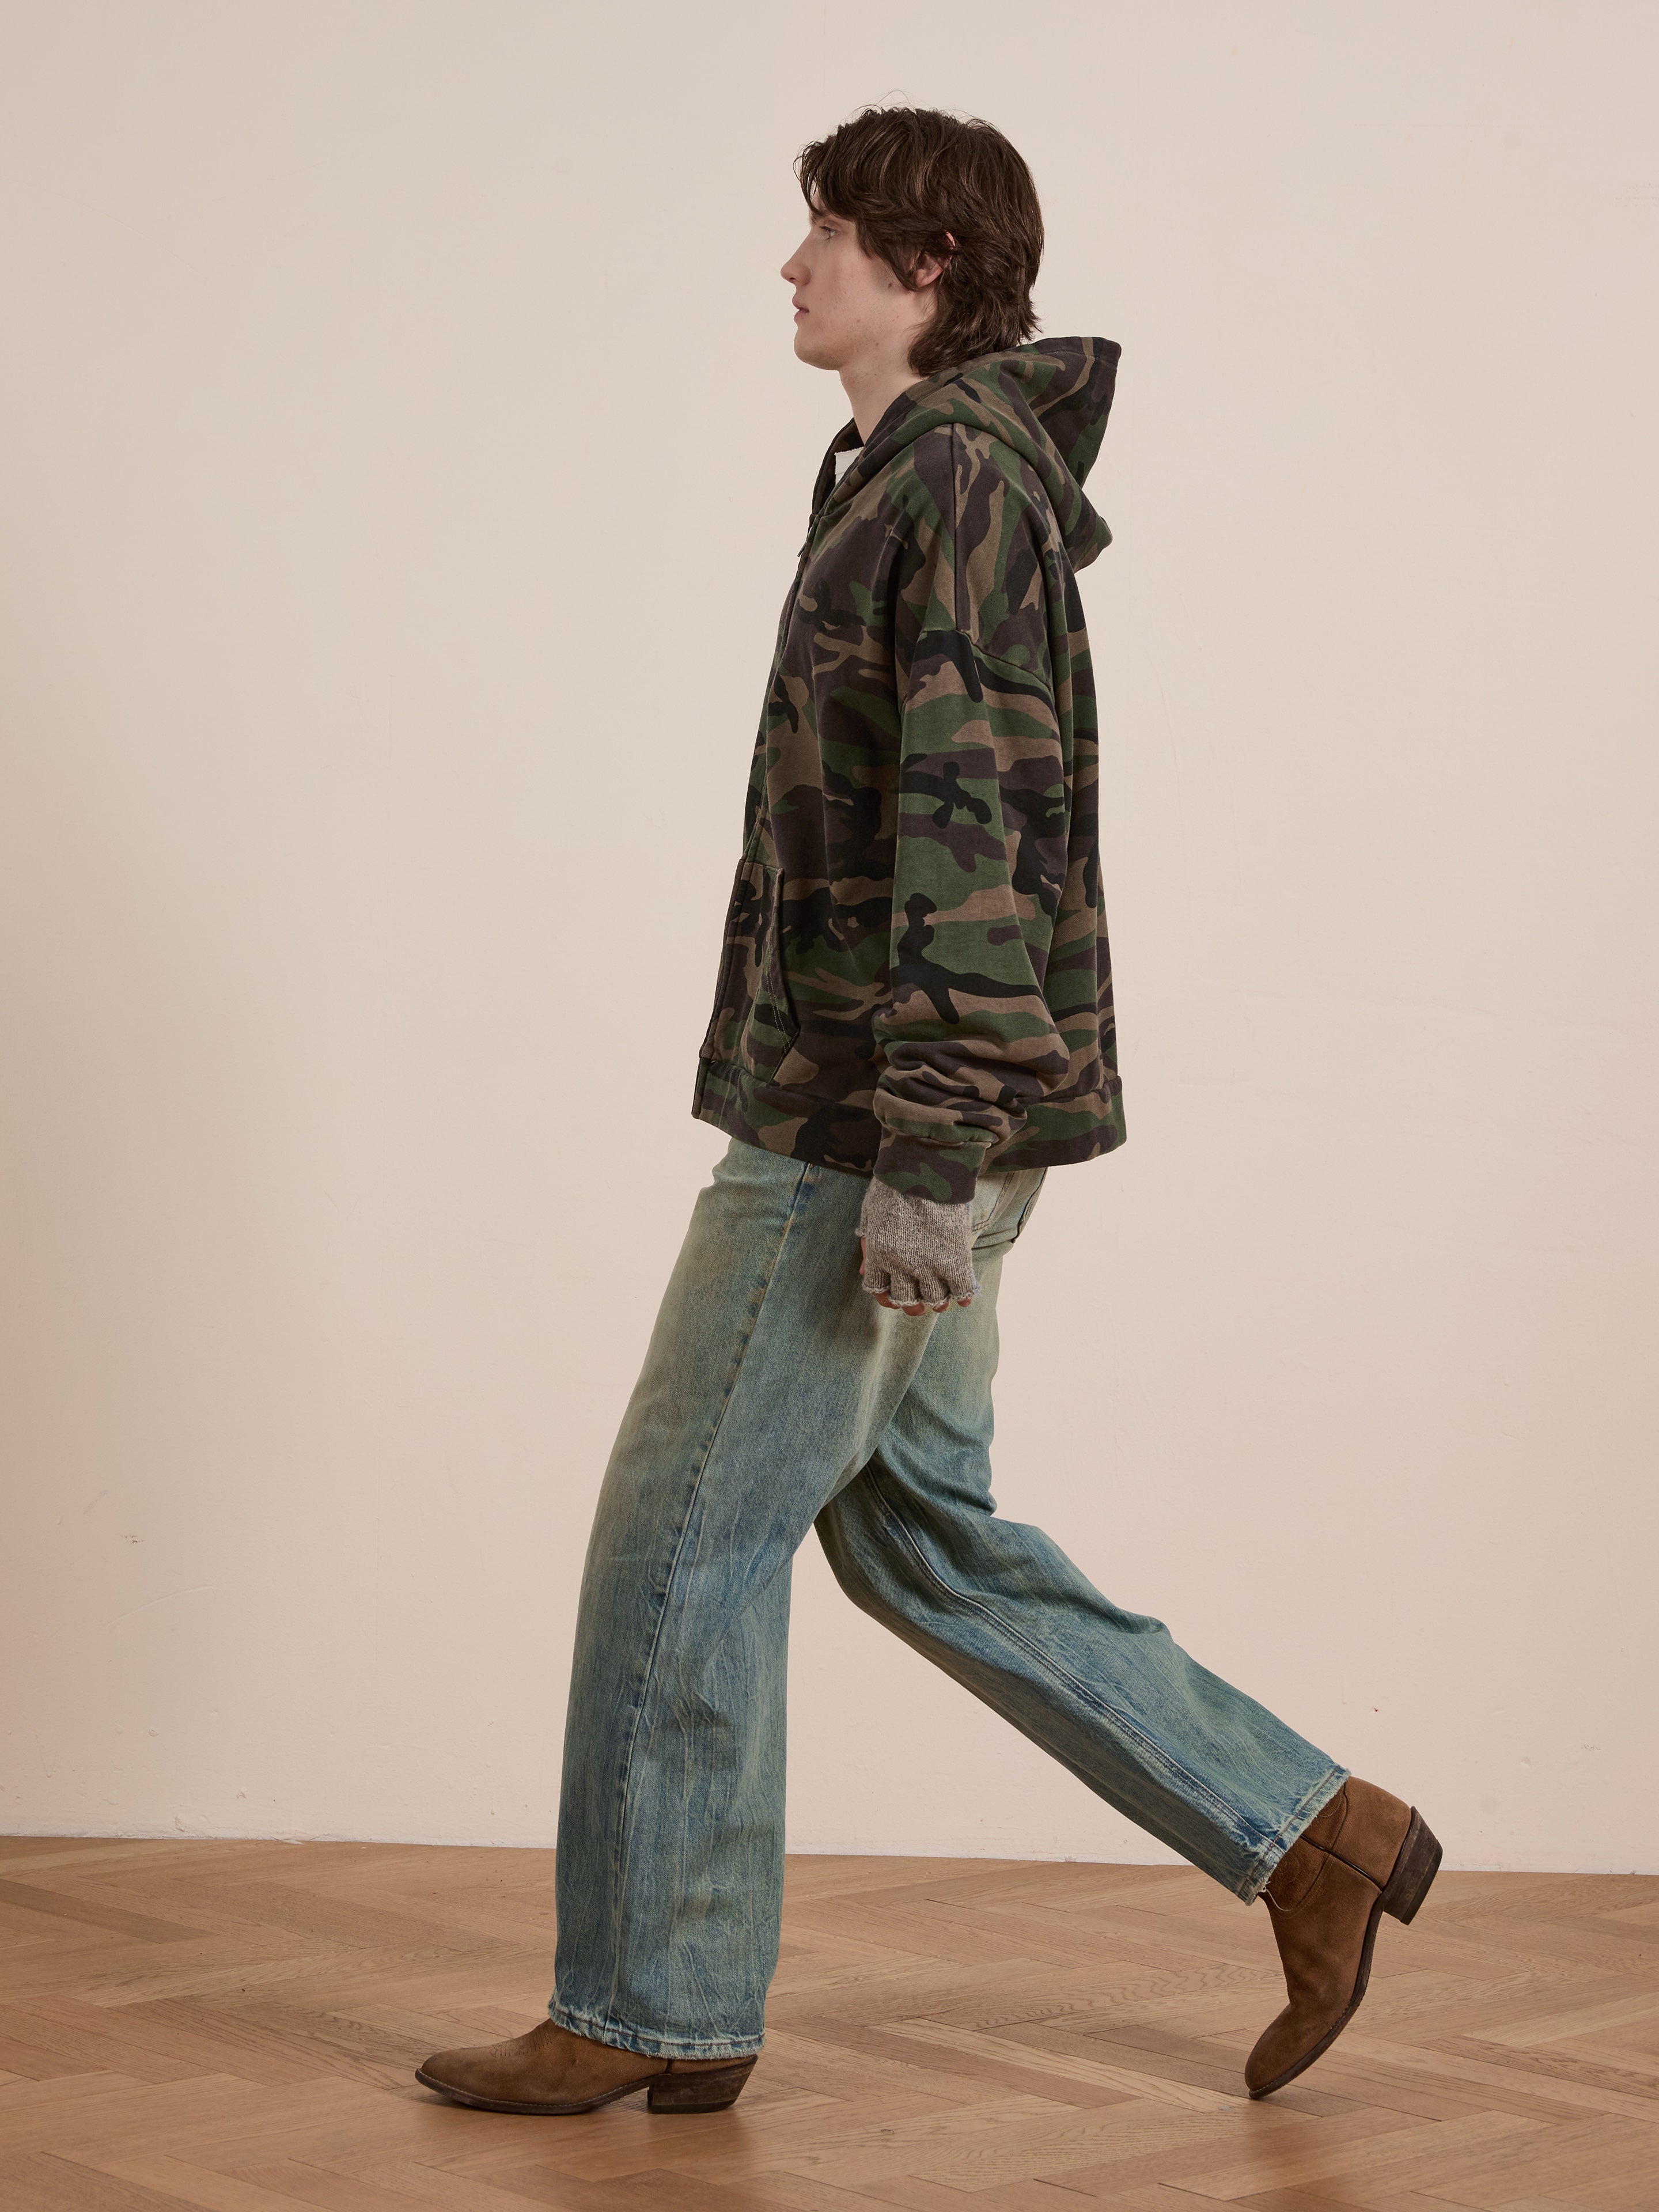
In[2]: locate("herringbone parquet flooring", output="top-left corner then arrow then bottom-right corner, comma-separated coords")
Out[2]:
0,1836 -> 1654,2210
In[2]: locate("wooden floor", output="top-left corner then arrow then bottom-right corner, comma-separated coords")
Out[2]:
0,1839 -> 1655,2210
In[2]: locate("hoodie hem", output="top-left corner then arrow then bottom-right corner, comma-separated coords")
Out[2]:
691,1055 -> 1126,1184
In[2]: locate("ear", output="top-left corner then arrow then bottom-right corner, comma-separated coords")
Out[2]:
914,233 -> 956,290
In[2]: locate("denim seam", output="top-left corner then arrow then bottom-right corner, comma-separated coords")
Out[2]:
1233,1762 -> 1353,1908
1012,1180 -> 1043,1236
600,1158 -> 817,2029
863,1464 -> 1255,1850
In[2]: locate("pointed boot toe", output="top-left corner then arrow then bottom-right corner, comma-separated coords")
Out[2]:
414,2015 -> 757,2117
415,2017 -> 664,2115
1246,1775 -> 1441,2100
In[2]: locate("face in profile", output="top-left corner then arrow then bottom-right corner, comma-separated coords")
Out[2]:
780,198 -> 944,375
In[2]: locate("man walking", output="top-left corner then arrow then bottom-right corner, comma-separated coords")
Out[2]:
417,103 -> 1440,2118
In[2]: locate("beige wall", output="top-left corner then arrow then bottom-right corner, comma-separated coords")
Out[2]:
2,1 -> 1654,1875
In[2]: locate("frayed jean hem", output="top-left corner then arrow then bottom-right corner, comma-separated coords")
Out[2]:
1234,1762 -> 1351,1906
546,1998 -> 763,2062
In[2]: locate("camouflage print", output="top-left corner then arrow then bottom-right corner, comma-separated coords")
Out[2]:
692,336 -> 1126,1203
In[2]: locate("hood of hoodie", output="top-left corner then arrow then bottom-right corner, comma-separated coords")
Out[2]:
810,335 -> 1121,570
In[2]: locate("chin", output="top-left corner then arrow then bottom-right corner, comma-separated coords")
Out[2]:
793,328 -> 841,372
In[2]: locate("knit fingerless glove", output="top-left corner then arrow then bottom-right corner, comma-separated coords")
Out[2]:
858,1177 -> 980,1308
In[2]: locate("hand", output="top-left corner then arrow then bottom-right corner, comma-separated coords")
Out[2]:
857,1178 -> 979,1316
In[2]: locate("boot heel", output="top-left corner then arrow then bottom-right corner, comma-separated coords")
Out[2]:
647,2058 -> 756,2113
1380,1806 -> 1442,1925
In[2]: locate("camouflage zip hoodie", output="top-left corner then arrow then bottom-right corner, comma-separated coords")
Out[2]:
692,335 -> 1126,1203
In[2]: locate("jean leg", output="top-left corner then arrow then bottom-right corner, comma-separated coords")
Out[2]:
814,1214 -> 1349,1904
551,1138 -> 944,2056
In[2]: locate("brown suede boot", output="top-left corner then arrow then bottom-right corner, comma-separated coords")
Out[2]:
1245,1775 -> 1441,2099
415,2016 -> 757,2115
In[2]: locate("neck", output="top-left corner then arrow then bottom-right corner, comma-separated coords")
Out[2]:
839,354 -> 926,444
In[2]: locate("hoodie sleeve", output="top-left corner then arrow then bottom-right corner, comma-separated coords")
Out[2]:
870,434 -> 1081,1203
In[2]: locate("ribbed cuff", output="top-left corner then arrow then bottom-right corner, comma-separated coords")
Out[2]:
871,1127 -> 993,1206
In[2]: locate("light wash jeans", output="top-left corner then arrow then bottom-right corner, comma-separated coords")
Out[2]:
550,1137 -> 1348,2059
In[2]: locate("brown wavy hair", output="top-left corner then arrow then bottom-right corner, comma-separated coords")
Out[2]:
794,105 -> 1044,378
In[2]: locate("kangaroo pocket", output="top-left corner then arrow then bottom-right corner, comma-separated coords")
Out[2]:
697,857 -> 801,1081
